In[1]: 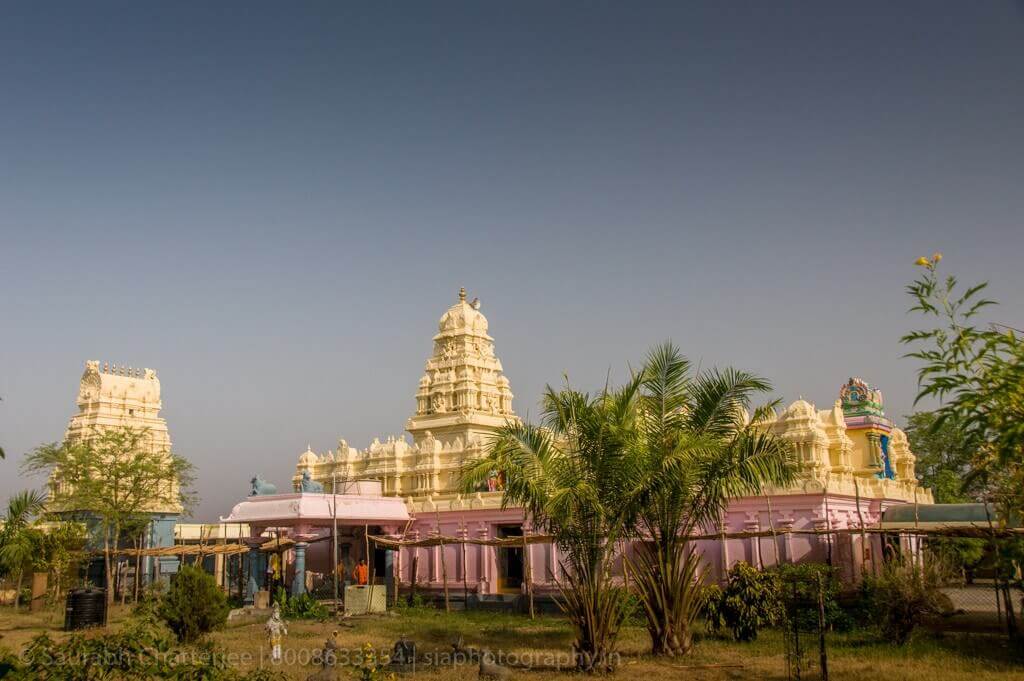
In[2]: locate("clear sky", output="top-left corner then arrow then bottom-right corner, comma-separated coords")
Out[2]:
2,2 -> 1023,521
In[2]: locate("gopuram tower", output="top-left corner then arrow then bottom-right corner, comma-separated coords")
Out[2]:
56,360 -> 181,577
295,288 -> 518,502
405,287 -> 517,495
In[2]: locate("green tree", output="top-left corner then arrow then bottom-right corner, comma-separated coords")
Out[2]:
902,254 -> 1024,638
22,427 -> 195,605
35,522 -> 88,607
904,411 -> 978,503
157,564 -> 230,643
901,253 -> 1024,521
461,379 -> 641,673
0,490 -> 47,610
624,343 -> 796,656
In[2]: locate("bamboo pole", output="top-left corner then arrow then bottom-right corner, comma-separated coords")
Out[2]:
364,524 -> 375,613
411,554 -> 419,605
437,511 -> 450,612
395,518 -> 413,608
854,478 -> 870,576
817,573 -> 829,681
913,486 -> 921,572
440,536 -> 450,613
823,477 -> 833,567
765,493 -> 780,567
237,523 -> 244,600
461,523 -> 470,611
523,532 -> 534,619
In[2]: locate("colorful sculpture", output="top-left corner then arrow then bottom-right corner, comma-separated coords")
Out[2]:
264,603 -> 288,662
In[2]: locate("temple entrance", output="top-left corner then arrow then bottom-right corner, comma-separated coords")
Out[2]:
496,525 -> 524,593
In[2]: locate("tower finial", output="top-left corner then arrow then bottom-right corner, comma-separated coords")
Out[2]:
459,287 -> 466,302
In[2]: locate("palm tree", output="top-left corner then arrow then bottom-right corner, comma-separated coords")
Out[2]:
0,489 -> 47,610
461,380 -> 641,673
623,343 -> 796,656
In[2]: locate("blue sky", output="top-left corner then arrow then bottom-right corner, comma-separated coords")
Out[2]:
2,2 -> 1023,520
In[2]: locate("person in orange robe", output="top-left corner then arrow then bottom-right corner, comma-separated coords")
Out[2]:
352,558 -> 369,585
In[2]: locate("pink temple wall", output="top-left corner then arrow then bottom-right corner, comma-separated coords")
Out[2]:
393,493 -> 906,595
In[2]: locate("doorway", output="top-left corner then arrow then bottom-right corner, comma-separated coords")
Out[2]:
496,525 -> 524,593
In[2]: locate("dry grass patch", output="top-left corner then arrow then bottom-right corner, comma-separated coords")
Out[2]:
0,605 -> 1021,680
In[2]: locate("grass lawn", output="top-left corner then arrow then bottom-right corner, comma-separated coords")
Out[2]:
1,604 -> 1021,680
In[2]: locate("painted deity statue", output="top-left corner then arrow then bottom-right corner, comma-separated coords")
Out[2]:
265,603 -> 288,662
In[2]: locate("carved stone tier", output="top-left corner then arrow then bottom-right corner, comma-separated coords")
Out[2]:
296,289 -> 519,500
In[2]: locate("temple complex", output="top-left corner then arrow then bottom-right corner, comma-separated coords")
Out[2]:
48,291 -> 933,601
279,289 -> 932,596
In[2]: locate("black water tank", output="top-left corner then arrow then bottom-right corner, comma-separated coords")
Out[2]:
64,587 -> 107,630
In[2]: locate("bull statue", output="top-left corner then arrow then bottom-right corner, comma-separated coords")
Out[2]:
250,476 -> 278,496
300,470 -> 324,493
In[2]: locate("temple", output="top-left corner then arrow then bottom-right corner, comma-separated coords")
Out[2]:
279,289 -> 932,597
56,360 -> 182,578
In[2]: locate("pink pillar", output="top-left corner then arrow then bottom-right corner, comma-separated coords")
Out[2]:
476,524 -> 490,592
744,514 -> 762,568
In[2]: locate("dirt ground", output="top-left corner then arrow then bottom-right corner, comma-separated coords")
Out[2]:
1,604 -> 1022,680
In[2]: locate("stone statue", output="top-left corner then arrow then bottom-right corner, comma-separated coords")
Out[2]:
388,635 -> 417,673
250,476 -> 278,496
300,469 -> 324,493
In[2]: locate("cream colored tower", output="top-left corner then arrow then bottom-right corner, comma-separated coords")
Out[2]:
56,360 -> 180,514
404,287 -> 517,494
296,289 -> 518,501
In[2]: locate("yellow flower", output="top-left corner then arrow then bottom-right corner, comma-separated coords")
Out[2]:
915,256 -> 929,266
932,252 -> 943,263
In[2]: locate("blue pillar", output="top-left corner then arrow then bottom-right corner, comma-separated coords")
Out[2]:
147,514 -> 180,584
384,549 -> 395,604
246,547 -> 260,605
291,542 -> 308,597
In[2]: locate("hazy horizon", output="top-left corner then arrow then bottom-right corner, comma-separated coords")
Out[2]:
2,2 -> 1023,521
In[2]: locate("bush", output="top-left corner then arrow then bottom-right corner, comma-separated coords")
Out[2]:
774,562 -> 852,632
702,561 -> 783,642
861,557 -> 951,645
273,586 -> 329,621
157,564 -> 230,643
701,584 -> 727,635
395,591 -> 430,611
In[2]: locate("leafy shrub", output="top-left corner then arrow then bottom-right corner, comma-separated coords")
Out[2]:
395,591 -> 430,611
861,557 -> 951,645
774,562 -> 852,631
157,564 -> 230,643
702,561 -> 783,642
273,586 -> 329,620
926,538 -> 986,583
701,584 -> 727,636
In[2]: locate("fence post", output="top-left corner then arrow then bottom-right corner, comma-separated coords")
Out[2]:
461,525 -> 470,611
817,573 -> 829,681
